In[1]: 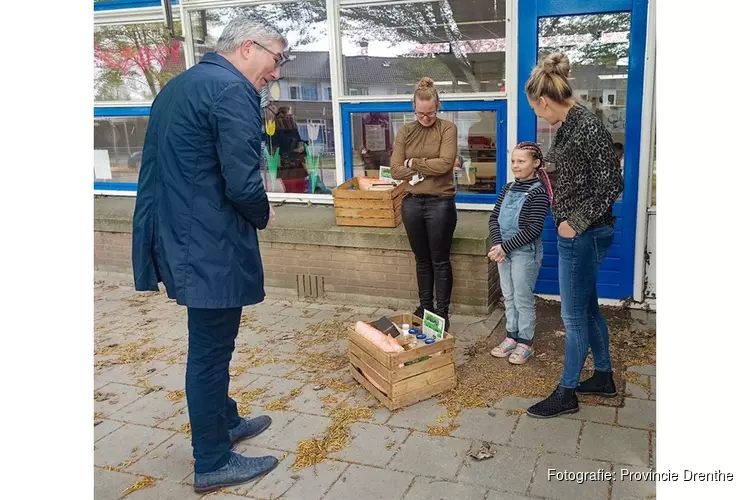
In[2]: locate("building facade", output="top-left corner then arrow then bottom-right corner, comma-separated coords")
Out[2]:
93,0 -> 656,304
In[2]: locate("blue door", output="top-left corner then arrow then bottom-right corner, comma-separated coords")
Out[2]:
518,0 -> 649,300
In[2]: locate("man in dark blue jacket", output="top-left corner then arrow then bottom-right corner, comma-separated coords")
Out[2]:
131,14 -> 287,493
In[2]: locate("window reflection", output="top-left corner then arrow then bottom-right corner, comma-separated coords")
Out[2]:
94,116 -> 148,183
535,13 -> 631,196
94,22 -> 185,102
190,2 -> 336,194
340,0 -> 507,96
349,110 -> 498,194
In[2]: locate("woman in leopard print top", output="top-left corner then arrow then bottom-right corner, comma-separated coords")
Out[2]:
545,104 -> 622,232
523,53 -> 624,419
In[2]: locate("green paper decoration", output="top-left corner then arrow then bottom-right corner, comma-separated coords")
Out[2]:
265,146 -> 280,191
305,144 -> 321,193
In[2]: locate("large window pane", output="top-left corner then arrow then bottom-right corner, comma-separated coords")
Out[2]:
190,1 -> 336,194
349,110 -> 497,193
535,14 -> 630,192
94,22 -> 185,101
94,116 -> 148,184
340,0 -> 506,96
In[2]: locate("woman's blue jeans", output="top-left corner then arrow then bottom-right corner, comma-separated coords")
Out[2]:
557,225 -> 615,389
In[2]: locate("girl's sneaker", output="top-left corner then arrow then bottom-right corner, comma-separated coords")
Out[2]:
509,343 -> 534,365
491,337 -> 517,358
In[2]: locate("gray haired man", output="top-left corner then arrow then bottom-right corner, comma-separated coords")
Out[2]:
131,14 -> 289,493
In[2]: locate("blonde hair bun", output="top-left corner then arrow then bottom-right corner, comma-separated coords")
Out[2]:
417,77 -> 435,90
413,77 -> 440,107
542,52 -> 571,78
524,52 -> 573,103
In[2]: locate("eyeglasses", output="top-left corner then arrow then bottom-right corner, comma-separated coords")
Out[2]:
254,41 -> 290,68
415,111 -> 437,118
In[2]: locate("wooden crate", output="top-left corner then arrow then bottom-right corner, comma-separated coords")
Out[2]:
331,177 -> 407,228
348,313 -> 457,411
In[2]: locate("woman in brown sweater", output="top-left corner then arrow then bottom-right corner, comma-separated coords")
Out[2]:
390,78 -> 458,330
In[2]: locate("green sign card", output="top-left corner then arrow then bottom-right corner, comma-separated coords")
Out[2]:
422,310 -> 445,340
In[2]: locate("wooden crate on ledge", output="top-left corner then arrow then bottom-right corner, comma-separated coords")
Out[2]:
348,313 -> 457,411
331,177 -> 407,228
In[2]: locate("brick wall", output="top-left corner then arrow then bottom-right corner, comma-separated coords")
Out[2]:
94,232 -> 499,315
263,241 -> 500,312
95,231 -> 133,276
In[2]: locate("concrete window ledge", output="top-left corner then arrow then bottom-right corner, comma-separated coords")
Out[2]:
94,196 -> 499,314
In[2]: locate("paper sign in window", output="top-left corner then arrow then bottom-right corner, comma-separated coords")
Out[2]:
94,150 -> 112,180
365,124 -> 386,152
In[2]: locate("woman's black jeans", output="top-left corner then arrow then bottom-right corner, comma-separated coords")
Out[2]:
401,194 -> 457,317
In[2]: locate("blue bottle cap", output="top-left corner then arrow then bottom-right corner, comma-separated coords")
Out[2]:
416,333 -> 427,340
408,328 -> 418,335
424,338 -> 436,344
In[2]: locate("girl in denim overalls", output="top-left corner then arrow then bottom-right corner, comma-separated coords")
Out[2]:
487,142 -> 552,364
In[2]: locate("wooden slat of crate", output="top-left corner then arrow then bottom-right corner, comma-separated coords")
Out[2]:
332,178 -> 407,228
334,205 -> 401,227
349,349 -> 391,394
349,341 -> 392,385
391,363 -> 455,397
350,364 -> 397,409
334,195 -> 403,209
391,375 -> 457,409
349,338 -> 454,397
393,334 -> 454,365
350,363 -> 457,411
336,195 -> 404,214
390,313 -> 438,330
391,350 -> 454,382
332,178 -> 407,200
347,314 -> 457,410
331,178 -> 382,200
348,316 -> 455,368
348,327 -> 394,369
334,206 -> 401,219
332,182 -> 388,200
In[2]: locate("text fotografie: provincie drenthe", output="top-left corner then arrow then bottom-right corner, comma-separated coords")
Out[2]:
548,469 -> 735,483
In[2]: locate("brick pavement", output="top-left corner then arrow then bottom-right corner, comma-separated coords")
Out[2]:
94,280 -> 656,500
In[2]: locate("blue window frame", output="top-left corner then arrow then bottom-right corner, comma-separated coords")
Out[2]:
341,100 -> 507,205
94,106 -> 151,192
94,0 -> 178,11
94,107 -> 151,118
518,0 -> 649,299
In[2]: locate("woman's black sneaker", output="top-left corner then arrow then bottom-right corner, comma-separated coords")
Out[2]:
576,370 -> 617,397
527,385 -> 579,418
